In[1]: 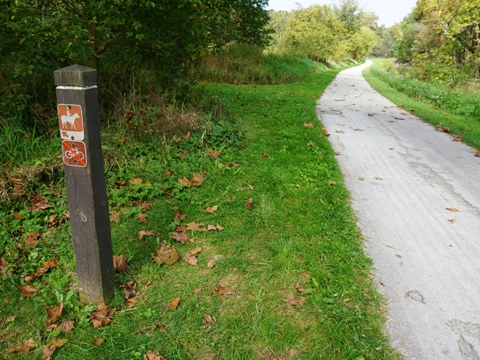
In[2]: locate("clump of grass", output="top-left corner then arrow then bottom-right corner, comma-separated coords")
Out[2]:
364,59 -> 480,149
190,44 -> 321,84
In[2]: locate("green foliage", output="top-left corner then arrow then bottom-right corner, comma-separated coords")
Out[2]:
268,1 -> 379,62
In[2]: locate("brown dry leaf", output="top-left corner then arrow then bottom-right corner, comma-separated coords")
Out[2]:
56,319 -> 75,334
247,294 -> 256,301
329,181 -> 337,186
50,337 -> 68,348
207,259 -> 216,269
5,316 -> 16,323
46,302 -> 64,326
24,232 -> 41,248
245,198 -> 254,210
13,210 -> 24,219
286,293 -> 306,308
205,205 -> 219,214
446,207 -> 459,212
1,257 -> 9,273
120,281 -> 138,302
8,338 -> 35,354
214,285 -> 235,296
295,283 -> 304,293
10,177 -> 27,196
374,177 -> 384,181
47,213 -> 58,227
334,152 -> 341,156
260,153 -> 270,158
183,131 -> 191,140
30,194 -> 52,211
307,142 -> 314,147
178,177 -> 190,187
190,175 -> 204,187
113,254 -> 128,272
144,350 -> 167,360
448,218 -> 456,224
177,149 -> 187,159
164,169 -> 172,176
152,241 -> 180,266
207,224 -> 217,231
33,259 -> 58,279
186,221 -> 207,232
93,338 -> 105,347
335,130 -> 345,134
203,314 -> 216,329
135,200 -> 151,212
169,225 -> 192,244
137,213 -> 147,223
475,151 -> 480,157
358,177 -> 365,181
452,134 -> 462,142
43,345 -> 56,360
173,211 -> 187,221
89,304 -> 115,328
184,248 -> 202,266
207,148 -> 222,157
138,230 -> 155,240
20,284 -> 38,298
303,122 -> 316,128
168,297 -> 181,310
129,178 -> 143,186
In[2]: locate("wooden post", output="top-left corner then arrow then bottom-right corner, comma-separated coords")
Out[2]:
54,64 -> 114,304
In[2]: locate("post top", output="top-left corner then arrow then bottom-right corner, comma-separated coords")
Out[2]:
54,64 -> 97,87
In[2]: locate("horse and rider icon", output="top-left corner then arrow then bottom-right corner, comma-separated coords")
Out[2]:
57,104 -> 84,141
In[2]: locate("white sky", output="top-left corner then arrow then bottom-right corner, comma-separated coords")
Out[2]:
266,0 -> 418,27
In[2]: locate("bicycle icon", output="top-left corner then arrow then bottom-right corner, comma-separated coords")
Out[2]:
64,146 -> 85,160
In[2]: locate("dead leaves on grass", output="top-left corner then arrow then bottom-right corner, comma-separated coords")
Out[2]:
184,248 -> 202,266
178,175 -> 204,188
89,304 -> 115,329
152,241 -> 180,266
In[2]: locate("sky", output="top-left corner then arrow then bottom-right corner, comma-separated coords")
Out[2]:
266,0 -> 418,27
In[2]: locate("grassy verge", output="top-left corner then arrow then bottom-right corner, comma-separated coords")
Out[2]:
1,62 -> 398,359
363,59 -> 480,150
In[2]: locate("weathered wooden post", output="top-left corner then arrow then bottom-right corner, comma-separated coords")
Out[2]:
54,65 -> 114,304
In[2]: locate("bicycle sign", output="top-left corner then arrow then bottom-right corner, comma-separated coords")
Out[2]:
58,104 -> 84,141
62,140 -> 87,167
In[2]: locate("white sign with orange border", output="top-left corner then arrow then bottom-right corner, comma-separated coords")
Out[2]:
57,104 -> 84,141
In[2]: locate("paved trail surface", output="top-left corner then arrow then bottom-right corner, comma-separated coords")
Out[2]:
317,61 -> 480,360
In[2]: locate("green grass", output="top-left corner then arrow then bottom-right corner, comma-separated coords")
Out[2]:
0,62 -> 398,359
364,59 -> 480,150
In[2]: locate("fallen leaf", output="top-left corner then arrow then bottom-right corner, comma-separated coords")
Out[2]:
448,218 -> 456,224
295,283 -> 304,293
129,178 -> 143,186
169,225 -> 192,244
173,211 -> 187,221
56,319 -> 74,334
358,177 -> 365,181
5,316 -> 16,323
137,213 -> 147,223
475,151 -> 480,157
32,259 -> 58,280
203,314 -> 216,329
286,293 -> 306,308
190,175 -> 204,187
168,297 -> 181,310
50,338 -> 68,347
205,205 -> 219,214
89,304 -> 115,328
152,241 -> 180,266
120,281 -> 138,300
113,254 -> 128,272
136,201 -> 151,212
20,285 -> 38,298
260,153 -> 270,158
164,169 -> 172,176
452,134 -> 462,142
8,338 -> 35,354
138,230 -> 155,240
446,207 -> 459,212
186,221 -> 207,232
215,224 -> 224,231
329,181 -> 337,186
303,122 -> 316,128
207,259 -> 216,269
185,248 -> 202,266
245,198 -> 254,210
334,152 -> 341,156
374,177 -> 384,181
177,149 -> 187,159
247,294 -> 256,301
1,257 -> 9,274
47,213 -> 58,227
43,346 -> 56,360
214,285 -> 235,296
46,302 -> 64,326
24,232 -> 41,248
30,194 -> 52,211
10,177 -> 27,196
335,130 -> 345,134
13,210 -> 24,219
178,177 -> 190,187
144,350 -> 167,360
307,142 -> 314,146
93,338 -> 105,347
207,148 -> 222,157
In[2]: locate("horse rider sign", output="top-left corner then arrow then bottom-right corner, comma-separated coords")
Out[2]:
58,104 -> 84,141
